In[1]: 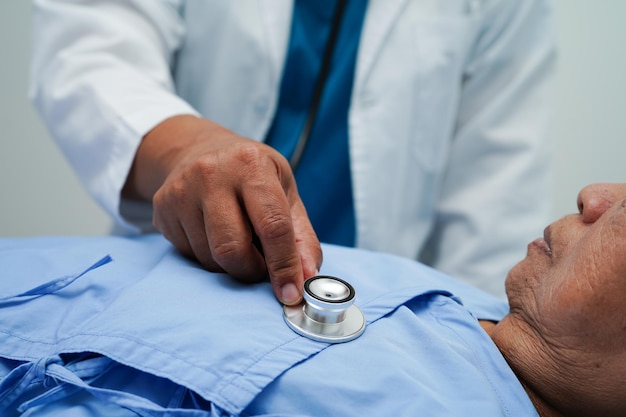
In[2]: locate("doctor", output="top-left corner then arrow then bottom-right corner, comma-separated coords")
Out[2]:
29,0 -> 556,303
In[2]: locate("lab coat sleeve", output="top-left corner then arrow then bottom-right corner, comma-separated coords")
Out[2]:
422,0 -> 557,297
29,0 -> 200,232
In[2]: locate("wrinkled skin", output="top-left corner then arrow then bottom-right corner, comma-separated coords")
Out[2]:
491,183 -> 626,417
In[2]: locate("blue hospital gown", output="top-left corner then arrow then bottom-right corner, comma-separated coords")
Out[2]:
0,235 -> 538,416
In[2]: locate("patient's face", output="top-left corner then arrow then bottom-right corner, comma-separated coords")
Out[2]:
504,183 -> 626,411
507,183 -> 626,348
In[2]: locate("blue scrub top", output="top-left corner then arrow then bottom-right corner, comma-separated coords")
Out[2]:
264,0 -> 368,247
0,235 -> 538,416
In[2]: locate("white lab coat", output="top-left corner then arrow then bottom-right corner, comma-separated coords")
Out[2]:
30,0 -> 556,297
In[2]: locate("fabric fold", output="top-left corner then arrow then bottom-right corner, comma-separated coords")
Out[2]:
0,235 -> 509,415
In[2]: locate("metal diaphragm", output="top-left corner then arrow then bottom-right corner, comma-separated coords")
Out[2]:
283,275 -> 366,343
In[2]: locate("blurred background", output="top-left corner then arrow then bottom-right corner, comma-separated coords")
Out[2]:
1,0 -> 625,237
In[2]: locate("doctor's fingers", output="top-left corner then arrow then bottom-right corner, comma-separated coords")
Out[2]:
199,190 -> 270,282
153,209 -> 225,274
152,185 -> 268,282
239,174 -> 311,306
290,197 -> 322,280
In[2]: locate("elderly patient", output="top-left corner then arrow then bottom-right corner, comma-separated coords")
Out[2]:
491,182 -> 626,417
0,183 -> 625,417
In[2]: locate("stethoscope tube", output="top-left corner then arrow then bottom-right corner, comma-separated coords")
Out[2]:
289,0 -> 348,171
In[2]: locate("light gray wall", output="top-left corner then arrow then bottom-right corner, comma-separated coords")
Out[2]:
549,0 -> 626,219
1,1 -> 625,237
0,1 -> 111,236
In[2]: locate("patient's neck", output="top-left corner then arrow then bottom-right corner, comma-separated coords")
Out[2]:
483,317 -> 563,417
478,319 -> 496,334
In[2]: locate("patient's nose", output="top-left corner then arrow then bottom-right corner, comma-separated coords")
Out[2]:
577,183 -> 615,223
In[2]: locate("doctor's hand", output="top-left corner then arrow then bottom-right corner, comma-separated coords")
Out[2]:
122,115 -> 322,306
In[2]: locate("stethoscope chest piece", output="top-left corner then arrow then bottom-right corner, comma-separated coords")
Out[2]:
283,275 -> 365,343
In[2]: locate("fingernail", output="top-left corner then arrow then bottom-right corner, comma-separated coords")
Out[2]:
281,283 -> 300,305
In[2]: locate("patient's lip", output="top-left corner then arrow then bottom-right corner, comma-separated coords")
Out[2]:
531,238 -> 552,256
528,226 -> 553,256
543,226 -> 553,255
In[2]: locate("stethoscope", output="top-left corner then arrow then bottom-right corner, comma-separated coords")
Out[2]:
283,2 -> 364,343
289,0 -> 347,171
283,275 -> 366,343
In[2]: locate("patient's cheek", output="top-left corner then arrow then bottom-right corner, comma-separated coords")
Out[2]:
607,200 -> 626,240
